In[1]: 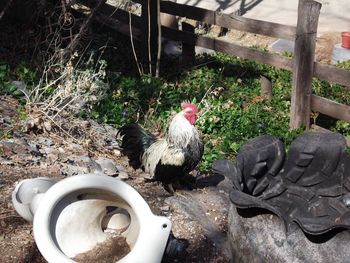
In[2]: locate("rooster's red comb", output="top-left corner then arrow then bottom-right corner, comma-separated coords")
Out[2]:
181,101 -> 198,113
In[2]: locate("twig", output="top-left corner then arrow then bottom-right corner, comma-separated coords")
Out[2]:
0,0 -> 14,21
60,0 -> 67,15
197,85 -> 214,121
190,59 -> 216,70
95,39 -> 109,68
155,0 -> 161,77
75,40 -> 92,68
129,10 -> 142,76
52,95 -> 79,120
36,109 -> 95,154
31,71 -> 69,105
198,84 -> 214,107
147,0 -> 152,74
67,0 -> 105,55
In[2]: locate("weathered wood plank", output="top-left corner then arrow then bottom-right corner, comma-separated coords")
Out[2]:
94,13 -> 142,39
162,26 -> 293,70
161,1 -> 215,23
182,22 -> 195,65
141,0 -> 150,70
75,1 -> 143,27
314,62 -> 350,88
311,95 -> 350,123
160,1 -> 296,40
215,14 -> 296,40
98,4 -> 143,27
289,0 -> 321,130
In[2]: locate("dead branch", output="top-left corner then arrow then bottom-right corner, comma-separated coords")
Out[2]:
67,0 -> 106,55
129,10 -> 142,76
0,0 -> 14,21
155,0 -> 161,77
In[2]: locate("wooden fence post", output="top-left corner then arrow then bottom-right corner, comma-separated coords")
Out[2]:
182,22 -> 195,65
260,75 -> 272,100
289,0 -> 321,130
141,0 -> 159,74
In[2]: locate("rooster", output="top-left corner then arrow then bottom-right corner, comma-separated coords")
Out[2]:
118,102 -> 204,192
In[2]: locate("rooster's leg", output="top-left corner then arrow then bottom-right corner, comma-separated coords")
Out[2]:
165,183 -> 175,195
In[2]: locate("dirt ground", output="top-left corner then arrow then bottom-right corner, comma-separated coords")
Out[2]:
0,96 -> 232,263
215,27 -> 341,64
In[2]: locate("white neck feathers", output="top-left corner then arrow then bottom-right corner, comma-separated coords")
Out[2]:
167,112 -> 199,147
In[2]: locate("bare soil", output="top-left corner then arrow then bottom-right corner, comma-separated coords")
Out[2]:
0,96 -> 231,263
207,25 -> 341,64
73,236 -> 130,263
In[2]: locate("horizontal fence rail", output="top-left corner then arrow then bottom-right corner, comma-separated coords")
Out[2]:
311,95 -> 350,122
159,0 -> 350,125
160,1 -> 297,40
76,1 -> 142,37
74,0 -> 350,126
162,26 -> 294,70
313,63 -> 350,88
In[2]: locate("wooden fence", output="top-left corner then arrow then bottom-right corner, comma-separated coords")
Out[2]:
79,0 -> 350,130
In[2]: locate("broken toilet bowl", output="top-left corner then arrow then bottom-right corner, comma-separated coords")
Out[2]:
12,174 -> 171,263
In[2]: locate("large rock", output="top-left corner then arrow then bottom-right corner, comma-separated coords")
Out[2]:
228,204 -> 350,263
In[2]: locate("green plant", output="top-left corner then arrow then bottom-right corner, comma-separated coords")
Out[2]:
4,42 -> 349,172
95,52 -> 330,171
15,63 -> 37,86
0,64 -> 18,96
89,52 -> 310,171
335,60 -> 350,71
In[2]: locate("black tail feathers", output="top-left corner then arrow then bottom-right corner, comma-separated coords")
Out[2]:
118,124 -> 156,169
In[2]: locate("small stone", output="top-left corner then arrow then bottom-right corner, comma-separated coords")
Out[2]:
43,121 -> 52,131
113,149 -> 121,157
0,157 -> 13,165
68,143 -> 83,151
60,164 -> 89,176
73,156 -> 102,172
47,153 -> 58,162
160,205 -> 170,211
0,142 -> 15,157
37,137 -> 53,146
58,147 -> 65,153
118,171 -> 129,180
116,165 -> 126,172
95,158 -> 118,176
50,164 -> 61,174
139,172 -> 152,179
